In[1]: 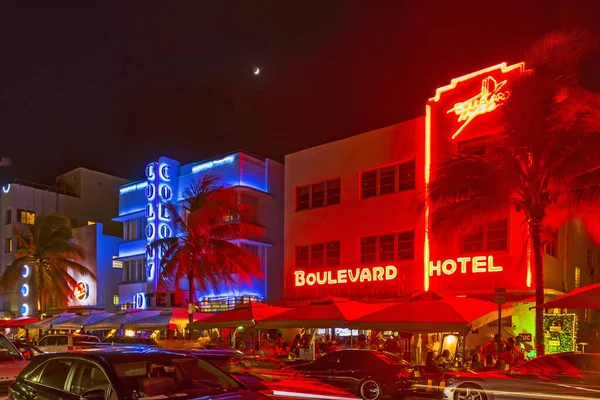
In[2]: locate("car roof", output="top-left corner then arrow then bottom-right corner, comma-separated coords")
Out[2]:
32,347 -> 197,364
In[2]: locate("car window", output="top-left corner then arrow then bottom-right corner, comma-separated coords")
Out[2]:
0,334 -> 24,361
56,336 -> 69,346
69,361 -> 110,395
39,359 -> 74,390
316,352 -> 343,369
38,337 -> 54,346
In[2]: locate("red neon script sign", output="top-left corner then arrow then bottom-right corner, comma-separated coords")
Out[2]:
295,265 -> 398,287
447,76 -> 510,139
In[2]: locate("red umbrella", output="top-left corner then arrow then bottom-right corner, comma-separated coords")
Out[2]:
188,302 -> 290,330
348,292 -> 514,332
0,317 -> 39,328
536,282 -> 600,309
258,297 -> 397,328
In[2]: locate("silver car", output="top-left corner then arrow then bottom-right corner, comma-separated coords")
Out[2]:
441,352 -> 600,400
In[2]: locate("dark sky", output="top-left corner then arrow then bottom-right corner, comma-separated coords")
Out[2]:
1,0 -> 599,184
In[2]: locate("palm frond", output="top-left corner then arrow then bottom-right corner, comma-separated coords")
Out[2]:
56,259 -> 95,279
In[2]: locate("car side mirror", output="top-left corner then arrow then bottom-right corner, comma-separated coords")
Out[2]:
80,389 -> 105,400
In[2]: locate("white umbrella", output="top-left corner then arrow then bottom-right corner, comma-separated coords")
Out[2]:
85,310 -> 160,330
25,313 -> 77,330
52,312 -> 115,330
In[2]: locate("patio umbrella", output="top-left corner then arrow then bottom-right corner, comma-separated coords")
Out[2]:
123,309 -> 213,331
51,312 -> 115,330
25,313 -> 77,330
84,310 -> 161,330
0,317 -> 39,328
188,302 -> 290,330
536,282 -> 600,309
257,297 -> 397,329
348,292 -> 514,332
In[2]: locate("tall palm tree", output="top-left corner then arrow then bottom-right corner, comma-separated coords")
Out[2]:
1,214 -> 92,317
155,175 -> 263,323
428,29 -> 600,356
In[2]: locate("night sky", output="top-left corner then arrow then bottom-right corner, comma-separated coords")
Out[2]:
2,0 -> 599,184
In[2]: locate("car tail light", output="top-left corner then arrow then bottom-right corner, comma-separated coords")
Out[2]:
398,368 -> 412,378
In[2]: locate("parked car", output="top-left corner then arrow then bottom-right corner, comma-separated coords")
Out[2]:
36,334 -> 100,353
189,348 -> 246,370
0,334 -> 28,399
100,336 -> 159,347
293,349 -> 421,400
9,347 -> 271,399
8,341 -> 43,361
440,352 -> 600,400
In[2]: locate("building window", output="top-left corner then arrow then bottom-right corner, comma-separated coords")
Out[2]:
241,243 -> 259,258
124,218 -> 144,241
4,238 -> 12,253
241,194 -> 259,223
295,241 -> 341,267
575,267 -> 581,289
4,209 -> 11,225
360,231 -> 415,264
123,259 -> 144,282
461,219 -> 508,253
361,160 -> 415,199
545,227 -> 558,258
113,294 -> 119,305
17,209 -> 35,225
87,221 -> 96,225
295,178 -> 341,211
112,257 -> 123,269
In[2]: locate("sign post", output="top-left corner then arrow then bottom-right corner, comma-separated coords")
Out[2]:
495,288 -> 507,357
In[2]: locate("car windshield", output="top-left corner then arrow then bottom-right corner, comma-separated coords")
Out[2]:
112,357 -> 242,398
0,335 -> 23,361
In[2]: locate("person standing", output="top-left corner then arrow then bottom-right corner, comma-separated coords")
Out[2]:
471,345 -> 485,369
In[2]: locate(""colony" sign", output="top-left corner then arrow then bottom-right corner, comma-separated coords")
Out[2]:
295,265 -> 398,287
429,255 -> 503,277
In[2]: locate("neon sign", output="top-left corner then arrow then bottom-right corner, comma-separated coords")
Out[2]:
294,265 -> 398,287
119,181 -> 148,194
191,155 -> 235,174
447,76 -> 510,139
429,255 -> 503,277
133,292 -> 146,309
74,282 -> 89,301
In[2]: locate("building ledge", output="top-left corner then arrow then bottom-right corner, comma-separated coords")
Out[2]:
114,210 -> 144,222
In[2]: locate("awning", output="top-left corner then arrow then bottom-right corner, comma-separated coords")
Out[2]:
123,309 -> 213,331
536,282 -> 600,309
257,297 -> 397,329
25,313 -> 77,330
348,291 -> 514,332
188,302 -> 289,330
85,310 -> 161,330
52,312 -> 115,330
0,317 -> 39,328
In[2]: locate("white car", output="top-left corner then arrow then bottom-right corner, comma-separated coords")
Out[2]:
36,334 -> 100,353
0,334 -> 28,399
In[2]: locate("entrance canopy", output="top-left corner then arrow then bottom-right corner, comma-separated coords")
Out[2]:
348,292 -> 514,332
258,297 -> 396,329
188,302 -> 289,330
123,309 -> 213,331
536,282 -> 600,309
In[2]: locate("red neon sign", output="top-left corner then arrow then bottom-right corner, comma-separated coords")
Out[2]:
74,282 -> 89,301
429,255 -> 503,277
447,76 -> 510,139
294,265 -> 398,287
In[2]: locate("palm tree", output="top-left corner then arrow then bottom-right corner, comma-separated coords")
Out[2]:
428,29 -> 600,356
155,175 -> 263,323
1,214 -> 93,317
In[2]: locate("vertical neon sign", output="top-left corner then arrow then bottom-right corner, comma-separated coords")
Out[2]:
145,157 -> 179,292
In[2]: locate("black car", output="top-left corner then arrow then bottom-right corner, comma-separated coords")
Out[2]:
9,347 -> 270,400
294,349 -> 421,400
100,336 -> 159,347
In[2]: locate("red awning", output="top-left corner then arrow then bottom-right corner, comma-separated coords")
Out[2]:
258,297 -> 397,329
348,291 -> 514,332
536,282 -> 600,309
0,317 -> 39,328
188,302 -> 290,330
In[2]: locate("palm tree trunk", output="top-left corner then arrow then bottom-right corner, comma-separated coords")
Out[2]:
531,221 -> 545,356
188,268 -> 194,324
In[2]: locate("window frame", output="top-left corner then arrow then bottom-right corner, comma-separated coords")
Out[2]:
295,241 -> 341,268
360,231 -> 415,264
360,160 -> 415,200
460,219 -> 509,254
4,238 -> 12,253
295,178 -> 341,211
17,209 -> 36,225
4,209 -> 11,225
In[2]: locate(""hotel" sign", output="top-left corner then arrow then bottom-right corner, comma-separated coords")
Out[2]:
429,255 -> 503,276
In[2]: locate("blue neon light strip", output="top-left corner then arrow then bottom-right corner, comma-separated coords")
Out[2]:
191,155 -> 235,174
120,181 -> 148,194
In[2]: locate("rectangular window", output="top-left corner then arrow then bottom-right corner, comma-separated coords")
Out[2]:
4,238 -> 12,253
87,221 -> 96,225
361,160 -> 415,199
4,209 -> 11,225
295,178 -> 341,211
461,219 -> 508,253
361,231 -> 415,264
113,294 -> 119,305
241,194 -> 259,223
296,241 -> 340,267
124,218 -> 144,241
575,267 -> 581,288
112,257 -> 123,269
545,227 -> 558,258
17,209 -> 35,225
241,243 -> 259,258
